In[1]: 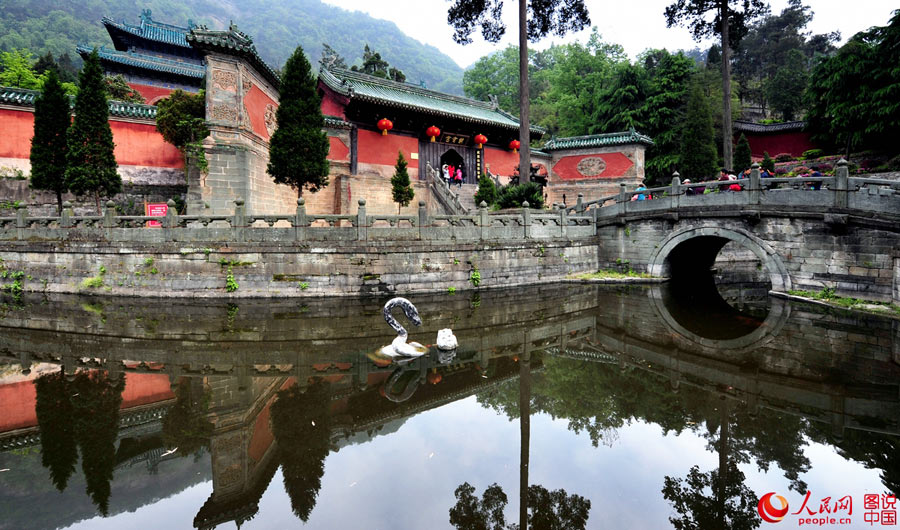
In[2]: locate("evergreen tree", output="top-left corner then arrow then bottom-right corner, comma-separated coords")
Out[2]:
680,80 -> 718,179
761,151 -> 775,172
267,45 -> 330,195
64,49 -> 120,214
474,172 -> 498,207
390,151 -> 415,214
734,133 -> 752,172
319,43 -> 347,70
155,90 -> 209,172
29,68 -> 71,214
103,74 -> 145,103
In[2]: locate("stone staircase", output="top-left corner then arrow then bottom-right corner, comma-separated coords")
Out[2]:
454,184 -> 479,212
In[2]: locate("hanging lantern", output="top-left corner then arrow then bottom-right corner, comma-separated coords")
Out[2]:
377,118 -> 393,136
509,139 -> 521,153
426,125 -> 441,142
427,371 -> 442,385
474,134 -> 488,149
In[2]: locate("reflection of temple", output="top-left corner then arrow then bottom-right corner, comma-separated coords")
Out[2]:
1,285 -> 899,527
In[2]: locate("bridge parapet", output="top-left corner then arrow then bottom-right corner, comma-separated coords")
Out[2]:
568,160 -> 900,224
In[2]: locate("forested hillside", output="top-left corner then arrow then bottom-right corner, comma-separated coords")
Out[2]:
0,0 -> 464,94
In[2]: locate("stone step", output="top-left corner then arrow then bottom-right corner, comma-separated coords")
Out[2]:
453,183 -> 479,212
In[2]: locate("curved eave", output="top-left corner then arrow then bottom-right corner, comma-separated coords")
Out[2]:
350,93 -> 544,137
324,115 -> 352,129
102,17 -> 192,49
0,85 -> 158,120
543,131 -> 654,151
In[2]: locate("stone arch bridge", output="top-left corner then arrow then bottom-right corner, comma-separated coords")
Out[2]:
574,162 -> 900,303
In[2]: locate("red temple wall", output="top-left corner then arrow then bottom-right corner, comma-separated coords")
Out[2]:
128,83 -> 176,105
111,120 -> 184,168
244,84 -> 277,141
320,89 -> 347,119
357,130 -> 419,169
328,136 -> 349,161
0,108 -> 35,159
248,396 -> 275,462
484,147 -> 519,177
740,132 -> 816,159
552,152 -> 634,181
0,372 -> 175,433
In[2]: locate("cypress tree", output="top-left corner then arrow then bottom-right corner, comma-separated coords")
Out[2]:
267,45 -> 330,195
679,81 -> 718,180
473,172 -> 498,207
65,49 -> 120,214
29,68 -> 71,214
761,151 -> 775,172
734,133 -> 752,172
390,151 -> 415,214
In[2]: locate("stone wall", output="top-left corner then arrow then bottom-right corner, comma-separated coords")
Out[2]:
0,238 -> 597,298
545,144 -> 645,208
1,178 -> 186,217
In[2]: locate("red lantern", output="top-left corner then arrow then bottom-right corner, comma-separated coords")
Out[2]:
427,372 -> 442,385
425,125 -> 441,142
509,139 -> 521,153
377,118 -> 393,136
474,134 -> 487,148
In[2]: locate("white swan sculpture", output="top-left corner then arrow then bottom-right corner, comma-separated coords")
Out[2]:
380,297 -> 457,358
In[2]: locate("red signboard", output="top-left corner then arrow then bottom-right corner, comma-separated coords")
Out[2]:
145,203 -> 168,227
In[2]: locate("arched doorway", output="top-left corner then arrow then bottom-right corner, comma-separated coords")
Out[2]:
419,141 -> 478,184
440,149 -> 465,186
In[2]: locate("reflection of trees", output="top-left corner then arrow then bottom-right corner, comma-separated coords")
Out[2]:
807,427 -> 900,496
33,369 -> 125,515
662,463 -> 759,530
161,378 -> 213,457
34,369 -> 77,491
269,380 -> 332,522
448,482 -> 591,530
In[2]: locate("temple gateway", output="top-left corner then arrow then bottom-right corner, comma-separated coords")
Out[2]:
1,11 -> 652,217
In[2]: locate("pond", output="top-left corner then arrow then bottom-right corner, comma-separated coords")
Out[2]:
0,283 -> 897,529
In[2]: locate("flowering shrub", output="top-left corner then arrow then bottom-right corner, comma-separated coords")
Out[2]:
774,167 -> 789,175
812,163 -> 832,172
802,149 -> 824,159
775,153 -> 794,162
792,166 -> 810,175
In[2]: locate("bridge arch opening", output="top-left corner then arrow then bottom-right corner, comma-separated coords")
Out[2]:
647,227 -> 792,345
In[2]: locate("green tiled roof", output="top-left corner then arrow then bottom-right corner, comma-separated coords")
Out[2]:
542,129 -> 653,151
324,115 -> 352,129
0,85 -> 159,120
187,24 -> 280,90
78,46 -> 205,80
320,68 -> 545,135
101,10 -> 193,48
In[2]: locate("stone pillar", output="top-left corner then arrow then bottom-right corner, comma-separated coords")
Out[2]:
670,173 -> 682,210
15,203 -> 26,240
522,201 -> 532,239
295,198 -> 307,241
418,201 -> 428,240
834,158 -> 849,209
749,162 -> 761,205
618,183 -> 627,217
61,201 -> 73,228
357,199 -> 367,241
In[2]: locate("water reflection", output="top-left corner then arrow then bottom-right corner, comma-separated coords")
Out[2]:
0,284 -> 898,529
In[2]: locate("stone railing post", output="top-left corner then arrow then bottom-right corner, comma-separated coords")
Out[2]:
232,198 -> 246,227
576,193 -> 584,214
522,201 -> 532,239
591,205 -> 598,236
478,201 -> 489,240
418,201 -> 428,240
834,158 -> 849,208
357,199 -> 367,241
749,162 -> 761,205
618,183 -> 627,217
103,201 -> 118,228
15,203 -> 27,240
164,199 -> 177,228
60,201 -> 73,228
232,198 -> 246,242
295,197 -> 308,241
559,205 -> 568,238
670,172 -> 681,210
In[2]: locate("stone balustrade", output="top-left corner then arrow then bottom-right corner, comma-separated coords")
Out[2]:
0,197 -> 596,243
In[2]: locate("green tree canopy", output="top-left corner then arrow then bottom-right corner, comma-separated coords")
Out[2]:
267,45 -> 330,195
474,173 -> 498,207
350,44 -> 405,82
103,74 -> 145,103
29,68 -> 71,213
64,48 -> 120,214
734,133 -> 752,172
680,80 -> 719,178
155,89 -> 209,172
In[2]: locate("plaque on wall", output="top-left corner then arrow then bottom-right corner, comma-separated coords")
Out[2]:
439,133 -> 470,145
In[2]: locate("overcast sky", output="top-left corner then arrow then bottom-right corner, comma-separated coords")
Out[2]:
320,0 -> 898,68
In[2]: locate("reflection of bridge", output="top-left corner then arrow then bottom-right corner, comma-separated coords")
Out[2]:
1,284 -> 899,528
578,163 -> 900,303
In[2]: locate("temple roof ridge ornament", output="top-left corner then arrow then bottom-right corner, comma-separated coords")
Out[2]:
187,24 -> 280,89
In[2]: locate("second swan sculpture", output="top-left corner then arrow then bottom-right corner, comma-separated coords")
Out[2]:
381,297 -> 457,358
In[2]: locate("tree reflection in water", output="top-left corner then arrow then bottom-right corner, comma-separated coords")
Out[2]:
269,380 -> 332,522
448,482 -> 591,530
161,378 -> 213,458
33,368 -> 125,515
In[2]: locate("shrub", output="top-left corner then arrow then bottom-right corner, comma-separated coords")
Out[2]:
761,152 -> 775,172
775,153 -> 794,162
802,149 -> 824,159
473,173 -> 498,206
792,166 -> 810,174
812,163 -> 833,172
496,182 -> 544,210
774,167 -> 789,175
